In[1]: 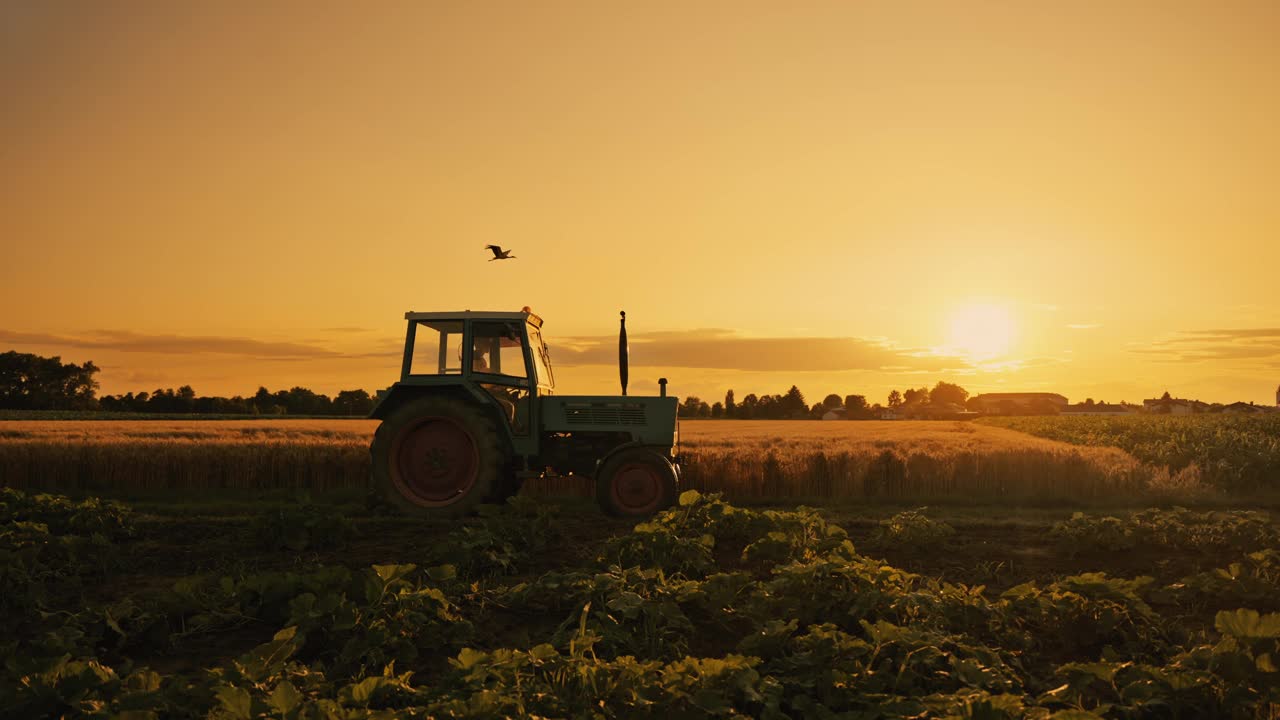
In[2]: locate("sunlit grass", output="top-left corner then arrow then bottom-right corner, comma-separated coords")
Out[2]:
0,418 -> 1161,502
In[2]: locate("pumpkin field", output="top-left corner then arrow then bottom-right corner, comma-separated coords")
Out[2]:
3,415 -> 1279,718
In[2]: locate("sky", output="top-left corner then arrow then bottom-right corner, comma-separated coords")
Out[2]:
3,0 -> 1279,407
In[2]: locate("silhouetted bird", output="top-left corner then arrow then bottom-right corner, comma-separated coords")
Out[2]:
485,245 -> 516,261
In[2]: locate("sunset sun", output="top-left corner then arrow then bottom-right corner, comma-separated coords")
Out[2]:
947,303 -> 1016,361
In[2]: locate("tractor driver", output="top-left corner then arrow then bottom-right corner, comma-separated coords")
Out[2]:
471,340 -> 491,372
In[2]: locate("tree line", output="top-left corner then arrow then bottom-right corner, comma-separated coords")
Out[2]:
4,349 -> 982,420
678,381 -> 972,419
0,351 -> 376,416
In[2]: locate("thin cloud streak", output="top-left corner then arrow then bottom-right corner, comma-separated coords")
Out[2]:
0,329 -> 350,359
550,330 -> 971,373
1135,327 -> 1280,363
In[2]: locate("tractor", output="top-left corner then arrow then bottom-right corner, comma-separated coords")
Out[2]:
368,308 -> 682,516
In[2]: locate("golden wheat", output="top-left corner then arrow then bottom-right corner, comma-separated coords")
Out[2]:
0,418 -> 1155,500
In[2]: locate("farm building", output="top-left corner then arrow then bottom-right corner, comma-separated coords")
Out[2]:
1223,401 -> 1267,414
1143,397 -> 1203,414
969,393 -> 1068,415
1061,402 -> 1137,416
882,402 -> 977,420
821,407 -> 847,420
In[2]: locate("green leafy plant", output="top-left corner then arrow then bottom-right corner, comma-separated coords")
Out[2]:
868,507 -> 956,551
249,502 -> 355,552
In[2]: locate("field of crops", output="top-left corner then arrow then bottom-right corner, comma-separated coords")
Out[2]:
0,419 -> 1163,502
982,414 -> 1280,493
5,487 -> 1279,718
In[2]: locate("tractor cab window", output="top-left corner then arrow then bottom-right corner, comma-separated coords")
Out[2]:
527,325 -> 555,390
410,320 -> 463,375
470,322 -> 529,381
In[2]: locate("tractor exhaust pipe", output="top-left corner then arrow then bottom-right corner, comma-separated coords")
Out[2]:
619,310 -> 629,396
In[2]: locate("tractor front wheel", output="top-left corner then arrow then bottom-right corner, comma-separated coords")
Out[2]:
371,395 -> 507,515
595,447 -> 678,517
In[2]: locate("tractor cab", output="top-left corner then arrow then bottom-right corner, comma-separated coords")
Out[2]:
369,309 -> 682,517
388,310 -> 552,437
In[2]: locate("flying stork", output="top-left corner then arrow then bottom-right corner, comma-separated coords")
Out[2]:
484,245 -> 516,261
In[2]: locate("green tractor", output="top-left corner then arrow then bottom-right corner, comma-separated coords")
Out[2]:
369,309 -> 682,517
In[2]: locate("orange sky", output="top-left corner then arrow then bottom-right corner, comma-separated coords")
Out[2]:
3,1 -> 1279,406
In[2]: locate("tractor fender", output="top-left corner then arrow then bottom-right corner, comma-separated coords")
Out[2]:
594,441 -> 677,477
370,383 -> 489,421
369,384 -> 516,458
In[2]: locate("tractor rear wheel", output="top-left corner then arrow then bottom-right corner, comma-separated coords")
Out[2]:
595,447 -> 678,517
371,395 -> 507,515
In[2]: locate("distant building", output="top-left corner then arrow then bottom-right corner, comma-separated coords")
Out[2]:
821,407 -> 847,421
1224,401 -> 1266,415
882,402 -> 979,420
970,393 -> 1068,415
1061,402 -> 1136,416
1144,397 -> 1195,415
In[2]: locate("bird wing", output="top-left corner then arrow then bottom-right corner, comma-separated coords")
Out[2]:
484,245 -> 503,257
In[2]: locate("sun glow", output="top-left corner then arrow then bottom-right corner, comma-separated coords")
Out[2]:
947,303 -> 1016,361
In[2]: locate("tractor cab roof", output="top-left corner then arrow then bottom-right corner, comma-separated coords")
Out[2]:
405,310 -> 544,328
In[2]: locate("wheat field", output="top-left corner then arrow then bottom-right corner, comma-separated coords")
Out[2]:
0,418 -> 1160,500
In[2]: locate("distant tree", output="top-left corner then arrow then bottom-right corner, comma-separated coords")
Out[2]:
739,393 -> 759,419
757,395 -> 779,419
809,402 -> 826,419
903,387 -> 927,406
711,401 -> 723,419
782,386 -> 807,418
335,389 -> 375,415
822,393 -> 844,410
724,389 -> 736,418
252,387 -> 274,414
1161,390 -> 1172,401
887,390 -> 903,408
844,394 -> 868,418
1084,398 -> 1095,406
679,395 -> 703,418
929,381 -> 969,407
0,351 -> 100,410
176,385 -> 197,413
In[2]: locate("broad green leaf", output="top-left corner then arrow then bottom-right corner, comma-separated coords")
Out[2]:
529,644 -> 558,661
1217,609 -> 1280,639
426,564 -> 456,582
373,563 -> 417,586
454,647 -> 488,670
269,681 -> 302,714
215,686 -> 252,719
348,676 -> 387,704
124,669 -> 163,692
678,490 -> 702,506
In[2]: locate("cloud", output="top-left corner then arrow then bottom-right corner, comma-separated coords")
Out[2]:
1067,323 -> 1101,330
549,330 -> 970,373
1160,328 -> 1280,342
1135,327 -> 1280,363
0,329 -> 348,359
